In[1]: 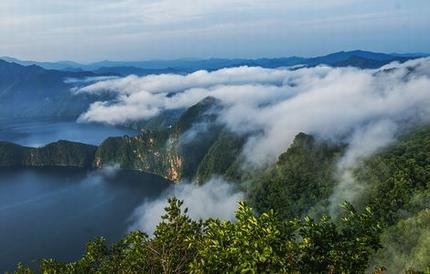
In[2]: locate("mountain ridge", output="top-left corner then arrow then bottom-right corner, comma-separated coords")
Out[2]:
2,50 -> 425,75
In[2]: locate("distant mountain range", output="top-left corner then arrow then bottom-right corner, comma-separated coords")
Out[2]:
0,50 -> 427,120
2,50 -> 428,76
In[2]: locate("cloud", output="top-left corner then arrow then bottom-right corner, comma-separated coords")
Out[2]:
82,164 -> 121,186
2,0 -> 428,61
78,58 -> 430,210
76,66 -> 291,124
128,177 -> 244,234
328,120 -> 398,215
79,58 -> 430,163
64,76 -> 118,84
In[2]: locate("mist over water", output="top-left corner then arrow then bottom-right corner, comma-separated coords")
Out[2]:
0,167 -> 170,272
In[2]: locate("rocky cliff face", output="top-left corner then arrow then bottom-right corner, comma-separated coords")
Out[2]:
94,97 -> 223,181
94,130 -> 182,180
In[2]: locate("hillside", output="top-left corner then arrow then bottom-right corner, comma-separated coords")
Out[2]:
243,127 -> 430,272
95,97 -> 223,180
0,140 -> 97,168
0,60 -> 110,119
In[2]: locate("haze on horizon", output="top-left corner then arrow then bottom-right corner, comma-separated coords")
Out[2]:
0,0 -> 429,62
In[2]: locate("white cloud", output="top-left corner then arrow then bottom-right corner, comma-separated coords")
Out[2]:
78,58 -> 430,165
78,58 -> 430,209
128,177 -> 244,234
76,66 -> 292,124
329,120 -> 398,215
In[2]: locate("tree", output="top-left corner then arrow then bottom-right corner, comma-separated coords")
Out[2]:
13,199 -> 381,274
190,201 -> 381,274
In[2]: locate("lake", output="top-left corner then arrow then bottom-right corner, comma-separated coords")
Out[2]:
0,167 -> 170,272
0,120 -> 170,272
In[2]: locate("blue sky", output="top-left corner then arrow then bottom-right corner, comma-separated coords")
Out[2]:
0,0 -> 429,62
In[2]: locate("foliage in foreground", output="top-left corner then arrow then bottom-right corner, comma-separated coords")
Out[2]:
13,198 -> 382,274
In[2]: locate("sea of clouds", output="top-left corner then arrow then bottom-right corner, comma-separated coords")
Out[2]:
77,57 -> 430,217
77,58 -> 430,163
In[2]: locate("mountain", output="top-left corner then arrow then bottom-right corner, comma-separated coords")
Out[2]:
0,50 -> 420,121
246,126 -> 430,272
194,129 -> 246,183
248,133 -> 344,219
330,55 -> 390,69
0,56 -> 83,71
390,52 -> 430,58
304,50 -> 414,68
308,50 -> 396,64
0,140 -> 97,168
2,50 -> 425,76
93,66 -> 183,76
46,57 -> 306,75
95,97 -> 223,180
0,60 -> 111,119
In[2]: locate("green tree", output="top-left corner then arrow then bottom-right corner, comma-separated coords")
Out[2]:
148,198 -> 203,273
13,199 -> 381,274
190,201 -> 381,274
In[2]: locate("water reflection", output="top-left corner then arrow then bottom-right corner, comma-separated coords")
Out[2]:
0,167 -> 170,272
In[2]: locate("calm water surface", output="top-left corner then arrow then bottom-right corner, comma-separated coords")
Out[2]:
0,120 -> 169,272
0,167 -> 170,272
0,118 -> 136,146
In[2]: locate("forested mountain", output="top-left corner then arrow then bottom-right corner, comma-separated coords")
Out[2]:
248,127 -> 430,272
0,51 -> 424,121
92,97 -> 221,180
0,60 -> 112,119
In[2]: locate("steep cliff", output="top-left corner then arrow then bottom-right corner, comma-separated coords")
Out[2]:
94,129 -> 182,180
94,97 -> 223,181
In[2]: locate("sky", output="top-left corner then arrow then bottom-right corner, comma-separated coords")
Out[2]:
0,0 -> 429,62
